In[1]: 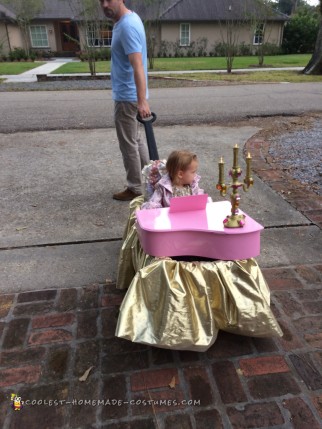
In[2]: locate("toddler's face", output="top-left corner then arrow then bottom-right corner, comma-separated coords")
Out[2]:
181,160 -> 198,185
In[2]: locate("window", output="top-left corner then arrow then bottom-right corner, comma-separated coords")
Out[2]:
180,23 -> 190,46
30,25 -> 49,48
253,23 -> 264,45
86,22 -> 112,47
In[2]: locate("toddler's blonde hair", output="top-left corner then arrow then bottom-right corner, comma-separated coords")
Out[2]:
166,150 -> 197,181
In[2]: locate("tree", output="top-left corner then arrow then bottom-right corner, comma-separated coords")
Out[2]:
248,0 -> 278,66
3,0 -> 44,56
218,4 -> 246,73
65,0 -> 108,76
282,3 -> 319,53
272,0 -> 310,15
129,0 -> 163,70
0,13 -> 13,54
303,0 -> 322,74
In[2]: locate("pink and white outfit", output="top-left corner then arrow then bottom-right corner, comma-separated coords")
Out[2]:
141,173 -> 204,209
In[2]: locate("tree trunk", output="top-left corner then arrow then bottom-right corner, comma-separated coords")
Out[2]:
291,0 -> 299,15
303,18 -> 322,75
5,22 -> 12,52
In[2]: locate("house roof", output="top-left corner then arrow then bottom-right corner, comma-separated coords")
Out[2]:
127,0 -> 288,22
0,0 -> 103,21
35,0 -> 104,20
0,0 -> 288,22
0,3 -> 16,20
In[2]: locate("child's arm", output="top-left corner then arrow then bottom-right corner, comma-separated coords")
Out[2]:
191,174 -> 204,195
141,185 -> 164,209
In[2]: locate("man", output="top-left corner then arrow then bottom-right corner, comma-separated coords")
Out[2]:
100,0 -> 151,201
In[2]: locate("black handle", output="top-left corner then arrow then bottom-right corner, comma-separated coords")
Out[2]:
137,112 -> 159,161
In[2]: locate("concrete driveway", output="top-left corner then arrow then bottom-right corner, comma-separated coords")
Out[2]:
1,122 -> 321,292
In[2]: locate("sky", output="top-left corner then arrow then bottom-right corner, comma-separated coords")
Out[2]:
306,0 -> 319,5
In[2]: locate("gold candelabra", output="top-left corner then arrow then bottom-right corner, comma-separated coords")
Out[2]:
216,144 -> 254,228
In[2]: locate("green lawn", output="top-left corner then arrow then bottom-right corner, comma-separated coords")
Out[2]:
0,61 -> 45,75
150,54 -> 312,70
0,55 -> 319,85
50,54 -> 312,74
160,70 -> 322,83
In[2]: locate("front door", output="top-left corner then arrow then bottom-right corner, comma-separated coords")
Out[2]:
60,21 -> 79,52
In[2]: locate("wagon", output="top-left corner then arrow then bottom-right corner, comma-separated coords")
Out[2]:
115,114 -> 282,352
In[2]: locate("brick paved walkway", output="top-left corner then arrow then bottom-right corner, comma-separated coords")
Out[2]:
1,265 -> 322,429
1,131 -> 322,429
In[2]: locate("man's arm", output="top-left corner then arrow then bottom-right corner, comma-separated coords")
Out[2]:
129,52 -> 150,118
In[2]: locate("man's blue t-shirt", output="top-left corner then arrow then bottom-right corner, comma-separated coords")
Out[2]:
111,12 -> 148,101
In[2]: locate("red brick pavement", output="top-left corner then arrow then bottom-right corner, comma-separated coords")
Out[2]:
0,134 -> 322,428
0,266 -> 322,429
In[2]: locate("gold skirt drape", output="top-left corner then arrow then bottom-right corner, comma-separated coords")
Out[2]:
115,197 -> 282,352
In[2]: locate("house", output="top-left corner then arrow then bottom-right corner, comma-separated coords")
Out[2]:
131,0 -> 289,57
0,1 -> 110,57
0,0 -> 288,58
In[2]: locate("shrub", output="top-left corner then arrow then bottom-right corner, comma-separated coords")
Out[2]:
9,47 -> 27,61
195,37 -> 208,57
99,48 -> 111,61
238,42 -> 252,56
212,42 -> 227,57
282,5 -> 319,54
256,43 -> 282,56
158,41 -> 171,58
29,51 -> 36,61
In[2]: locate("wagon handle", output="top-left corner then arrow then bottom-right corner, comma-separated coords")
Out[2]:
137,112 -> 159,161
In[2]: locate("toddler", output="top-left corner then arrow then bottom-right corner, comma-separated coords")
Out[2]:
141,150 -> 204,209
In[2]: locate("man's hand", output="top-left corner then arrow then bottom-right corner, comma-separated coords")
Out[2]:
138,99 -> 151,119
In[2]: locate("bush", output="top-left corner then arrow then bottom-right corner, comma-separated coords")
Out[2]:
238,42 -> 252,56
282,6 -> 319,54
256,43 -> 282,56
195,37 -> 208,57
9,47 -> 27,61
157,41 -> 172,58
99,48 -> 111,61
41,50 -> 54,59
29,49 -> 54,60
212,42 -> 227,57
30,49 -> 42,59
29,51 -> 36,61
173,41 -> 181,57
77,49 -> 111,62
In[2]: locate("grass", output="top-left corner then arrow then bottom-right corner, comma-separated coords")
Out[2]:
0,61 -> 45,75
49,54 -> 312,75
0,54 -> 319,85
159,70 -> 322,83
150,54 -> 312,71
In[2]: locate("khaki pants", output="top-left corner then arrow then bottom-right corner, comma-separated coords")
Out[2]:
114,101 -> 150,194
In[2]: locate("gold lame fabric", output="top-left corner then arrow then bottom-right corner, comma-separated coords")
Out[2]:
116,196 -> 156,290
115,197 -> 283,352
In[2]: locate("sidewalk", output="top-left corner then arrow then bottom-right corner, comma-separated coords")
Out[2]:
1,58 -> 77,83
1,59 -> 304,83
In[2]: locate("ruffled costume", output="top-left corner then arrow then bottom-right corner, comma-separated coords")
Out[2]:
115,162 -> 282,352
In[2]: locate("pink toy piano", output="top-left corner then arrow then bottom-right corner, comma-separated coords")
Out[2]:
136,196 -> 264,261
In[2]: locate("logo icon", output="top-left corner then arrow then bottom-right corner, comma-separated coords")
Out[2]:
11,393 -> 23,411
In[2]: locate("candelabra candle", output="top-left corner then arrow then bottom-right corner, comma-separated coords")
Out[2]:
246,152 -> 252,179
219,157 -> 224,183
233,144 -> 239,168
